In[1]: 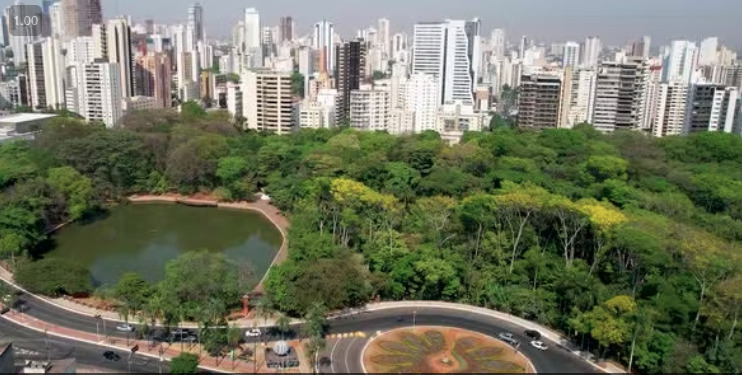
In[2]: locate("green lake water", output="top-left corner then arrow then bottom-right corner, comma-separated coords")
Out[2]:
43,203 -> 283,288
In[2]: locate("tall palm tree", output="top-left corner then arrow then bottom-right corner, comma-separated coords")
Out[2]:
254,297 -> 275,343
303,303 -> 328,374
303,303 -> 328,340
276,314 -> 291,340
305,336 -> 327,374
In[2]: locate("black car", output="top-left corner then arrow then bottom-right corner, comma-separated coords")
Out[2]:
103,351 -> 121,362
524,329 -> 541,340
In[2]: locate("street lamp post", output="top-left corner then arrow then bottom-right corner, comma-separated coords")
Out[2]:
158,347 -> 164,374
95,315 -> 101,341
413,310 -> 417,329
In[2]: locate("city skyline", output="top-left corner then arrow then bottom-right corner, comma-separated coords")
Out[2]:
3,0 -> 742,49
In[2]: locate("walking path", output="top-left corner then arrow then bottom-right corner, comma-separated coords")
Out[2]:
1,308 -> 309,374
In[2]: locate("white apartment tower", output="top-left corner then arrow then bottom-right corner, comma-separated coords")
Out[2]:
106,17 -> 134,99
592,58 -> 650,133
242,70 -> 295,134
567,68 -> 597,126
243,8 -> 262,67
652,82 -> 690,137
491,29 -> 506,59
350,85 -> 390,132
562,42 -> 580,68
406,73 -> 439,133
313,20 -> 334,73
662,41 -> 697,84
412,19 -> 481,106
66,62 -> 123,127
697,37 -> 719,67
26,38 -> 65,110
226,82 -> 242,121
377,18 -> 390,55
582,36 -> 601,68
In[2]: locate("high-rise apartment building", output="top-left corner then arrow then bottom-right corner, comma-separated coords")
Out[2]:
630,36 -> 652,58
662,41 -> 698,84
412,19 -> 481,106
592,58 -> 649,133
517,73 -> 563,130
243,8 -> 262,67
406,73 -> 438,133
562,42 -> 580,68
26,38 -> 65,110
65,36 -> 94,64
350,84 -> 390,131
335,39 -> 366,124
106,17 -> 133,99
685,84 -> 740,134
60,0 -> 102,39
313,20 -> 334,74
134,52 -> 172,108
652,82 -> 690,137
566,68 -> 597,126
697,37 -> 719,67
582,36 -> 601,68
226,82 -> 242,121
491,29 -> 506,59
242,69 -> 295,134
91,23 -> 106,59
66,61 -> 123,127
279,16 -> 293,42
187,3 -> 204,43
721,64 -> 742,91
377,18 -> 390,54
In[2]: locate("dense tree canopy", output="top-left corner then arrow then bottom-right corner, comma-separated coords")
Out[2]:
3,109 -> 742,373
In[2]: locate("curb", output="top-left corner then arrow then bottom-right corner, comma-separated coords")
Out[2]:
1,312 -> 237,374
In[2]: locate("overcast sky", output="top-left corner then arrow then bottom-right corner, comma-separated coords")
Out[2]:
6,0 -> 742,50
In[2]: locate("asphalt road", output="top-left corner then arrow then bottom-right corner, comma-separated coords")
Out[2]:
325,307 -> 600,374
0,317 -> 166,374
12,292 -> 599,374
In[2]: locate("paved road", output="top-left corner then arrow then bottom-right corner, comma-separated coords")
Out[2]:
0,317 -> 165,374
325,307 -> 600,374
13,293 -> 599,374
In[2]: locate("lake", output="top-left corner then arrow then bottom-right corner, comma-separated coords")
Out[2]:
43,203 -> 283,288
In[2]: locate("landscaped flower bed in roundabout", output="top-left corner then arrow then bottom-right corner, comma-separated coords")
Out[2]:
362,326 -> 534,374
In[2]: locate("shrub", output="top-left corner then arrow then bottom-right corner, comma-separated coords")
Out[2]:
14,258 -> 92,297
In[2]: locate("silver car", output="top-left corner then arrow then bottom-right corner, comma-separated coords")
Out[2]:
498,332 -> 518,345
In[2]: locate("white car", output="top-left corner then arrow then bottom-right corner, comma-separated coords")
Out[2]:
530,340 -> 548,351
245,328 -> 261,337
116,324 -> 135,332
498,332 -> 518,346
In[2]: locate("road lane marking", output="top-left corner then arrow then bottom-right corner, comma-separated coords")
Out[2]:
329,338 -> 341,374
344,338 -> 358,374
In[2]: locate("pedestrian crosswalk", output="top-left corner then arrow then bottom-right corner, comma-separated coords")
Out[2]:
326,332 -> 367,339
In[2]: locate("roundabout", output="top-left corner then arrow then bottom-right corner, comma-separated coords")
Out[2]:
361,326 -> 533,374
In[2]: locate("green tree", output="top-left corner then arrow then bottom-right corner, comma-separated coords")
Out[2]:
46,166 -> 94,220
170,352 -> 200,374
180,101 -> 206,121
290,71 -> 305,98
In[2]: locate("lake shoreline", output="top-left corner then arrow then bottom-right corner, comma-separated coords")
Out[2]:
127,194 -> 289,293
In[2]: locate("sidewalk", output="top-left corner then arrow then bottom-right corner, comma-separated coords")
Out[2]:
2,309 -> 310,374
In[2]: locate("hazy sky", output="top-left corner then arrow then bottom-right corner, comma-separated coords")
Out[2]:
5,0 -> 742,50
